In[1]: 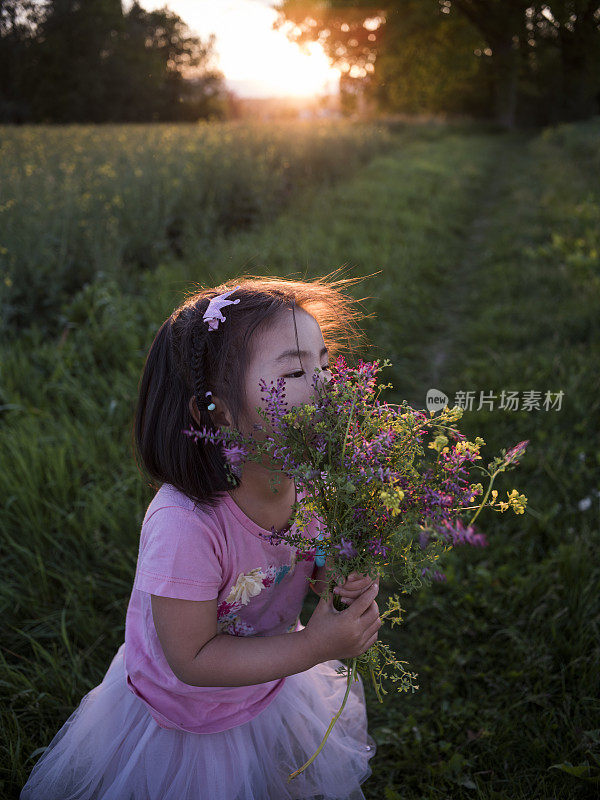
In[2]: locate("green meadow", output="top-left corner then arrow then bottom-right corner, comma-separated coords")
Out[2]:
0,120 -> 396,336
2,118 -> 599,799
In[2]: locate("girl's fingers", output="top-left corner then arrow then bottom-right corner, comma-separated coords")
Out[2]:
333,586 -> 362,598
336,578 -> 373,594
341,585 -> 373,597
333,572 -> 379,601
335,589 -> 367,599
335,582 -> 378,602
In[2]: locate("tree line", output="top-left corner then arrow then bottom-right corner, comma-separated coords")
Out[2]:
0,0 -> 229,123
2,0 -> 598,127
274,0 -> 600,128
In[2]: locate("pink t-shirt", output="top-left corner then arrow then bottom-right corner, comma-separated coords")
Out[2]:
124,482 -> 321,734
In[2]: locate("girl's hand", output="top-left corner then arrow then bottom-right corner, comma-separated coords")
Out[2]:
333,572 -> 378,605
304,581 -> 382,662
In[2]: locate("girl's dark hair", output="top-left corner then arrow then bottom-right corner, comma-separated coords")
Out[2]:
132,270 -> 376,509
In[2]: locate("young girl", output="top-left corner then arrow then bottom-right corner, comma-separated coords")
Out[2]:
21,276 -> 381,800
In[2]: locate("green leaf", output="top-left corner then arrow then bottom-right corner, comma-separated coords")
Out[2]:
548,761 -> 600,783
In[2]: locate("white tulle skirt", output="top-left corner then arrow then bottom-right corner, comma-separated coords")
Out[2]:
20,636 -> 377,800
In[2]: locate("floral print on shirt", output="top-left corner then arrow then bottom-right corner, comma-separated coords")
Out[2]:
216,548 -> 315,636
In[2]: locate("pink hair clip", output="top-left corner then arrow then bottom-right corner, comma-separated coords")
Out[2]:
203,286 -> 241,331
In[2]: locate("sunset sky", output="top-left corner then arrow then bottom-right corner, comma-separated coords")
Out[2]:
126,0 -> 341,98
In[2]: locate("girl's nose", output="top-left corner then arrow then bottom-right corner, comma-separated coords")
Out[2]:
310,371 -> 331,404
313,368 -> 331,388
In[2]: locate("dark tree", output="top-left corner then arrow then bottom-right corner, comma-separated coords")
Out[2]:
30,0 -> 125,122
529,0 -> 600,122
273,0 -> 503,122
368,1 -> 491,119
115,1 -> 225,121
273,0 -> 600,128
0,0 -> 228,122
0,0 -> 47,121
445,0 -> 529,128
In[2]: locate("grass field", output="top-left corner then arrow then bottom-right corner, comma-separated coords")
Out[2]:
2,117 -> 599,799
0,120 -> 397,337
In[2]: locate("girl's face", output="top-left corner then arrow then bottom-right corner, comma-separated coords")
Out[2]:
240,307 -> 332,441
186,307 -> 333,485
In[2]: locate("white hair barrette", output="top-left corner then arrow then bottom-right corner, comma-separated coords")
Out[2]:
201,286 -> 241,411
203,286 -> 241,332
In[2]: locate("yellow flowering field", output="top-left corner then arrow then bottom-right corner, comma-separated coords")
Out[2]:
0,119 -> 397,336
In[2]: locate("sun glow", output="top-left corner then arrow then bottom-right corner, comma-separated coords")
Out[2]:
131,0 -> 341,98
241,38 -> 341,97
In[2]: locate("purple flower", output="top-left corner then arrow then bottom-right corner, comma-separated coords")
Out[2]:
367,537 -> 390,557
182,424 -> 235,448
435,518 -> 488,548
222,443 -> 247,468
421,567 -> 447,582
258,377 -> 288,429
336,537 -> 358,559
257,525 -> 288,546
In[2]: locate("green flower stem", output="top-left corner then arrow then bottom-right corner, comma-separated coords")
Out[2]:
287,655 -> 358,783
288,583 -> 381,782
370,664 -> 382,702
469,470 -> 500,526
328,388 -> 360,540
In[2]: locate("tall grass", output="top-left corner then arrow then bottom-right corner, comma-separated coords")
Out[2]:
2,118 -> 599,798
0,119 -> 399,336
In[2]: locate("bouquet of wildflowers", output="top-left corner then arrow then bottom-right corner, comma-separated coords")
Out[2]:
183,356 -> 529,780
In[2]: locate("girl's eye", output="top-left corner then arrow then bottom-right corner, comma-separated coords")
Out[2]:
285,366 -> 330,379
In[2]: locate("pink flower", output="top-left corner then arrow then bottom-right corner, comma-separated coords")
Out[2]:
217,600 -> 241,619
503,440 -> 530,466
296,548 -> 316,562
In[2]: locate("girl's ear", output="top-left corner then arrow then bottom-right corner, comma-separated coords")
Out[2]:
188,396 -> 202,426
188,395 -> 232,429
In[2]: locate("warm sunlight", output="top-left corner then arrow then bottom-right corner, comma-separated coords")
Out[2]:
128,0 -> 341,98
238,37 -> 341,98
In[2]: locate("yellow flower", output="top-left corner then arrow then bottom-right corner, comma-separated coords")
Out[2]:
497,490 -> 527,514
226,568 -> 265,605
454,440 -> 482,460
507,489 -> 527,515
428,434 -> 448,452
380,487 -> 404,517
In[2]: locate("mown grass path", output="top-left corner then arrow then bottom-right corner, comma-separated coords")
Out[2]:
423,132 -> 532,392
